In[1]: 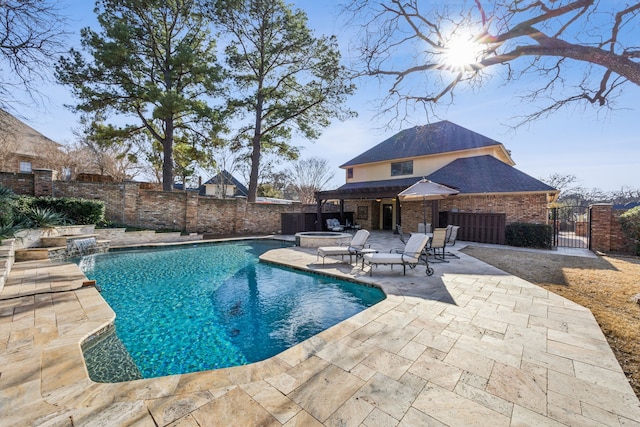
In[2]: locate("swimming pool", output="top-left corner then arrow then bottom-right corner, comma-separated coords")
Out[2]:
77,240 -> 385,380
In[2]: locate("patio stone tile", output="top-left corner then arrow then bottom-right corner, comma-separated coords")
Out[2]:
252,384 -> 301,424
547,340 -> 620,371
397,340 -> 427,361
360,348 -> 413,381
548,328 -> 609,350
167,414 -> 200,427
289,364 -> 364,422
348,320 -> 386,343
472,314 -> 508,334
459,370 -> 489,389
408,353 -> 463,391
266,355 -> 329,395
398,407 -> 447,427
528,315 -> 569,333
453,335 -> 522,368
362,408 -> 400,427
581,400 -> 629,427
282,409 -> 324,427
547,390 -> 610,427
77,401 -> 157,427
412,329 -> 457,354
316,340 -> 368,371
486,362 -> 547,415
454,381 -> 513,417
548,370 -> 640,420
573,360 -> 631,394
443,346 -> 494,378
354,372 -> 422,420
325,394 -> 374,427
145,391 -> 214,426
190,386 -> 279,427
363,324 -> 421,354
444,318 -> 485,339
503,323 -> 547,349
412,383 -> 510,427
510,405 -> 566,427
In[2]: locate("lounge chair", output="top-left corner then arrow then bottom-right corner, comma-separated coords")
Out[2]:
363,233 -> 433,276
317,229 -> 370,264
445,225 -> 460,258
326,218 -> 344,232
428,227 -> 449,262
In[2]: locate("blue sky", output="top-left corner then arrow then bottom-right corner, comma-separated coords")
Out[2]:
15,1 -> 640,192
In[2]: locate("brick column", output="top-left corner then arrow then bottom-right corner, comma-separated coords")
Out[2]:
590,203 -> 613,253
32,169 -> 53,196
184,192 -> 199,233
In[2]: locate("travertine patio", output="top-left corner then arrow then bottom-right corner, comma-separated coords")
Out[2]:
1,232 -> 639,426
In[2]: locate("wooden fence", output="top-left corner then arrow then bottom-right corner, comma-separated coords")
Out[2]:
440,211 -> 506,245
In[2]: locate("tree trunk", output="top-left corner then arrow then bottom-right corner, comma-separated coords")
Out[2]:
162,117 -> 174,192
247,91 -> 264,203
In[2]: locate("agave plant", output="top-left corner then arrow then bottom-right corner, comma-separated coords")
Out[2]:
24,207 -> 69,229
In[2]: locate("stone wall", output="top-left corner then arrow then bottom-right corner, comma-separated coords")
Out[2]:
1,171 -> 302,235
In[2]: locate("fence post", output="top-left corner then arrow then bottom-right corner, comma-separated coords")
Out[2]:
589,203 -> 613,253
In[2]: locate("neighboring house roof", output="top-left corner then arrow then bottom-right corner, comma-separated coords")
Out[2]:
0,108 -> 62,158
613,202 -> 640,211
199,170 -> 248,197
340,121 -> 509,167
428,155 -> 557,194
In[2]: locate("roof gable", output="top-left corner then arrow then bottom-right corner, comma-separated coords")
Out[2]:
340,121 -> 504,167
200,170 -> 248,196
0,109 -> 62,157
427,155 -> 556,194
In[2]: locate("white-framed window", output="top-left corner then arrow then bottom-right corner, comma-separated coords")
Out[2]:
391,160 -> 413,176
19,161 -> 32,173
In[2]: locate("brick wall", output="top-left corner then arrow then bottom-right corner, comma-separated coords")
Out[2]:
0,172 -> 34,195
1,171 -> 302,235
590,204 -> 636,254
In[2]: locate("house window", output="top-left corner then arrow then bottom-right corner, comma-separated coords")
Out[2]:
347,168 -> 353,179
19,161 -> 32,173
391,160 -> 413,176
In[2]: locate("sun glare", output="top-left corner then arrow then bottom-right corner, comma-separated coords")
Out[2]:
440,31 -> 484,71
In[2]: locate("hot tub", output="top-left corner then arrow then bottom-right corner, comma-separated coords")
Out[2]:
294,231 -> 352,248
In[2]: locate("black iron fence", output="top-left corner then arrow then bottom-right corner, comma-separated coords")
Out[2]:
550,205 -> 590,248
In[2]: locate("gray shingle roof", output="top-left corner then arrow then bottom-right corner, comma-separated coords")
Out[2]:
199,170 -> 248,196
427,155 -> 556,194
340,121 -> 503,167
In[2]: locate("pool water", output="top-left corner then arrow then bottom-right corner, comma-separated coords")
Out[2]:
77,240 -> 385,380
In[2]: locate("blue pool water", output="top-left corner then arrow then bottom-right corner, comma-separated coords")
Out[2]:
77,240 -> 385,379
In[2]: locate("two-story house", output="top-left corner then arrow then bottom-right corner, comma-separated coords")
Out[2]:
316,121 -> 558,242
0,109 -> 67,176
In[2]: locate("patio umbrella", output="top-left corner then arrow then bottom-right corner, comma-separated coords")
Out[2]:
398,179 -> 459,230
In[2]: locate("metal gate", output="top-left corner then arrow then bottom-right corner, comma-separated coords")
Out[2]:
550,205 -> 590,248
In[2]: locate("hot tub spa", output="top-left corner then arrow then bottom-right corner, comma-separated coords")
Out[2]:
294,231 -> 352,247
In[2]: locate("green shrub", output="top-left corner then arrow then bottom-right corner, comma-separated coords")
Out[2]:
619,206 -> 640,256
23,207 -> 69,228
505,223 -> 553,249
15,196 -> 105,225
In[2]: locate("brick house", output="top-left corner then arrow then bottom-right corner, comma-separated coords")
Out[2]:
0,109 -> 67,176
316,121 -> 558,243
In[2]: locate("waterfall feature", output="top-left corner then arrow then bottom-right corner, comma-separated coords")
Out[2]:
73,237 -> 98,256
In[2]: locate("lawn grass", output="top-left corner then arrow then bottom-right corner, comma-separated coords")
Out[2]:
460,246 -> 640,398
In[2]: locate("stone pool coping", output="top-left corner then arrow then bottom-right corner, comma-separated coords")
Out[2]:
1,233 -> 639,426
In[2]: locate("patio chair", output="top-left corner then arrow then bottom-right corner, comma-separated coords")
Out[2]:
428,227 -> 449,262
396,224 -> 409,245
363,233 -> 433,276
326,218 -> 344,232
445,225 -> 460,259
317,229 -> 370,264
417,222 -> 431,234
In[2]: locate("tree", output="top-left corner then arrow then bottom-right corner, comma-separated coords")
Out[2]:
0,0 -> 67,110
212,0 -> 356,202
346,0 -> 640,125
287,157 -> 334,204
57,0 -> 225,191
